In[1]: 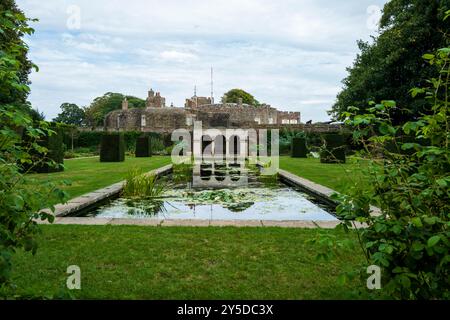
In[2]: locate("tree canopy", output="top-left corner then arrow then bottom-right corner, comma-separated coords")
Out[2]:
330,0 -> 450,124
222,89 -> 260,106
83,92 -> 146,127
0,0 -> 35,108
53,103 -> 85,126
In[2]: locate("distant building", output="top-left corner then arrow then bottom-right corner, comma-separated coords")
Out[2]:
146,88 -> 166,109
104,87 -> 301,132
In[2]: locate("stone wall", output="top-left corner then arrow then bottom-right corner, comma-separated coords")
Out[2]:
187,103 -> 280,125
185,96 -> 212,108
277,111 -> 301,124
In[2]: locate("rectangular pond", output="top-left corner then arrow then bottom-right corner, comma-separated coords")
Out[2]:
79,162 -> 338,222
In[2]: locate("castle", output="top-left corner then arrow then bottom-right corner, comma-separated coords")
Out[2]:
104,88 -> 301,133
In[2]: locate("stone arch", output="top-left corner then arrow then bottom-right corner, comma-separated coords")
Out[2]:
214,135 -> 226,160
229,135 -> 240,157
201,135 -> 213,160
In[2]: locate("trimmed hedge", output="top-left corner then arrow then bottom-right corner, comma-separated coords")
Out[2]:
291,137 -> 308,158
100,133 -> 125,162
320,133 -> 346,164
62,130 -> 168,153
34,126 -> 65,173
135,136 -> 152,157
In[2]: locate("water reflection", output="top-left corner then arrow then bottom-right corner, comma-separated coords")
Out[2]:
193,161 -> 248,188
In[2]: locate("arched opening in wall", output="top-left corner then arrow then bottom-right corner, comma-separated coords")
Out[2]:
229,135 -> 240,161
201,135 -> 212,160
214,135 -> 226,161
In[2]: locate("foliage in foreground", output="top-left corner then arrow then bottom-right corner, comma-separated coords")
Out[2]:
329,44 -> 450,299
0,9 -> 67,288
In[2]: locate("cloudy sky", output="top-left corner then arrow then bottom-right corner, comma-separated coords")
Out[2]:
17,0 -> 388,122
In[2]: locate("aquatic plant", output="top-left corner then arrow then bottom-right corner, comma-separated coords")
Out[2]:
123,167 -> 166,198
181,189 -> 277,212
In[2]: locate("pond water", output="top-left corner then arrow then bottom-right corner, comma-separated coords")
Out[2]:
83,162 -> 338,221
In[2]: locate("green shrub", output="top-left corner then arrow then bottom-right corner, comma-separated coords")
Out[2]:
150,136 -> 165,153
135,136 -> 152,157
77,131 -> 102,148
322,45 -> 450,300
100,133 -> 125,162
291,137 -> 308,158
33,125 -> 65,173
62,129 -> 165,154
320,133 -> 346,164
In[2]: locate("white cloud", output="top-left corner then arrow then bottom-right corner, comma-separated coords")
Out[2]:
159,50 -> 198,62
17,0 -> 388,122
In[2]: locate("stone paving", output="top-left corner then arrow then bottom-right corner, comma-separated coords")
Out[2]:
44,217 -> 342,229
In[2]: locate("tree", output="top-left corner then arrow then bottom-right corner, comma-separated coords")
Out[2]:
0,5 -> 66,289
83,92 -> 145,127
222,89 -> 260,106
316,43 -> 450,299
0,0 -> 36,111
330,0 -> 450,124
53,103 -> 85,126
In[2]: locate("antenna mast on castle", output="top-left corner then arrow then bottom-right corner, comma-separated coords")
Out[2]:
210,67 -> 214,104
194,85 -> 198,108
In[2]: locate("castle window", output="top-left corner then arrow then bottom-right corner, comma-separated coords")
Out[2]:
290,119 -> 298,124
254,117 -> 261,124
282,119 -> 289,124
141,115 -> 146,127
268,118 -> 274,124
186,116 -> 193,126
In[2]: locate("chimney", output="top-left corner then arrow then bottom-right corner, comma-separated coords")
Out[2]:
122,97 -> 128,110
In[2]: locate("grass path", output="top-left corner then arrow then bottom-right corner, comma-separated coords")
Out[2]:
279,156 -> 372,193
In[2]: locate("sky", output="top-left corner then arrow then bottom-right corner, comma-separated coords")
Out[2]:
17,0 -> 388,122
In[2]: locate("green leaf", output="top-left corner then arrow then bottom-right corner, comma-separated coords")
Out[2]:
411,242 -> 425,252
401,143 -> 420,151
382,100 -> 396,108
427,236 -> 441,247
422,54 -> 435,60
436,177 -> 450,188
379,123 -> 396,136
411,217 -> 423,227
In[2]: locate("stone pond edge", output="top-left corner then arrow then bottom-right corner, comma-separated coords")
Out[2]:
37,164 -> 378,228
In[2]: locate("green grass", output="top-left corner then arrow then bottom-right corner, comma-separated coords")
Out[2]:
3,225 -> 377,300
280,156 -> 371,193
27,156 -> 171,201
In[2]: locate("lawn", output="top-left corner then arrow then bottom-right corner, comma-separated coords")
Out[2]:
2,225 -> 377,300
27,156 -> 171,201
280,156 -> 372,193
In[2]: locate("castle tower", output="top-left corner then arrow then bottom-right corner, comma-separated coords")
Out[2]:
146,88 -> 166,109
